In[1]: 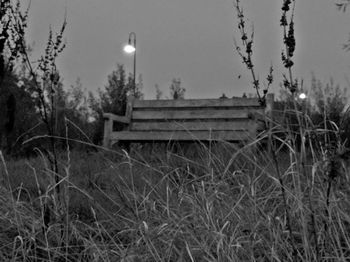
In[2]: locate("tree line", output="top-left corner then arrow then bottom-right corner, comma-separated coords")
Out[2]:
1,60 -> 189,156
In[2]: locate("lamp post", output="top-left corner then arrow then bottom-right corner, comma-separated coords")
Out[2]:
123,32 -> 136,95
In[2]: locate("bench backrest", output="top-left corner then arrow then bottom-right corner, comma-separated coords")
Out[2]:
126,95 -> 272,135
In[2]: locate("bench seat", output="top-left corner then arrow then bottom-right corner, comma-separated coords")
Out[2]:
109,130 -> 254,142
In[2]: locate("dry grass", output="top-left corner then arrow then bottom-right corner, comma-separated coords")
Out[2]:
2,0 -> 348,260
0,128 -> 350,261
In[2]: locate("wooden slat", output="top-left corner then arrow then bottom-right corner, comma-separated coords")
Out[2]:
133,98 -> 261,108
103,113 -> 130,124
132,108 -> 264,120
130,120 -> 256,131
110,130 -> 254,142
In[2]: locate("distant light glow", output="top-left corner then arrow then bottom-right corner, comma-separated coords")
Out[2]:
17,80 -> 24,87
87,116 -> 96,123
299,93 -> 307,100
124,44 -> 136,53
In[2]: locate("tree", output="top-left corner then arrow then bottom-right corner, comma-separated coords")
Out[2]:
155,84 -> 162,100
0,0 -> 28,81
134,74 -> 144,100
89,64 -> 144,144
0,1 -> 36,155
169,78 -> 185,100
99,64 -> 131,115
308,76 -> 350,147
276,75 -> 349,148
310,76 -> 347,127
67,77 -> 90,121
0,67 -> 38,155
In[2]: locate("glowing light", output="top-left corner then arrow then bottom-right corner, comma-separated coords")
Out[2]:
87,116 -> 96,123
17,80 -> 24,87
299,93 -> 307,100
124,44 -> 136,54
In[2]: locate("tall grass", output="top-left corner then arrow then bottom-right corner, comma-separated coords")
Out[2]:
1,121 -> 350,261
1,0 -> 349,261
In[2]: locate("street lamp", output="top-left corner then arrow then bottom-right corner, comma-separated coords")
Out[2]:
123,32 -> 136,95
299,93 -> 307,100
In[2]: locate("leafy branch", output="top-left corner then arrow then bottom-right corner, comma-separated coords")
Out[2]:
9,5 -> 68,193
0,0 -> 29,81
281,0 -> 297,94
335,0 -> 350,12
233,0 -> 273,105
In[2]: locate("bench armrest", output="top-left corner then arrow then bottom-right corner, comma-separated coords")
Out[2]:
103,113 -> 130,124
103,113 -> 130,147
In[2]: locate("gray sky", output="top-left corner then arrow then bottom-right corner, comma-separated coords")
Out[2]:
24,0 -> 350,99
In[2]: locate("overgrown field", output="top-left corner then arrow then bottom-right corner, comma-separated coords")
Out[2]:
0,135 -> 350,261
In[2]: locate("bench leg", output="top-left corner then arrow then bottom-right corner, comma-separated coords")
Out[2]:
103,119 -> 113,148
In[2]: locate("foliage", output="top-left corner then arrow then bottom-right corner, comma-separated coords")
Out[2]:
99,64 -> 134,114
308,76 -> 350,148
135,74 -> 144,100
89,64 -> 144,144
0,68 -> 38,155
1,138 -> 350,261
154,83 -> 162,99
336,0 -> 350,12
51,77 -> 96,150
154,79 -> 186,100
0,1 -> 36,156
310,76 -> 347,126
334,0 -> 350,50
169,77 -> 185,99
0,0 -> 28,79
0,2 -> 144,153
233,0 -> 273,104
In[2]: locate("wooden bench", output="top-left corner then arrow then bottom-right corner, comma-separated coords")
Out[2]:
103,93 -> 274,148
